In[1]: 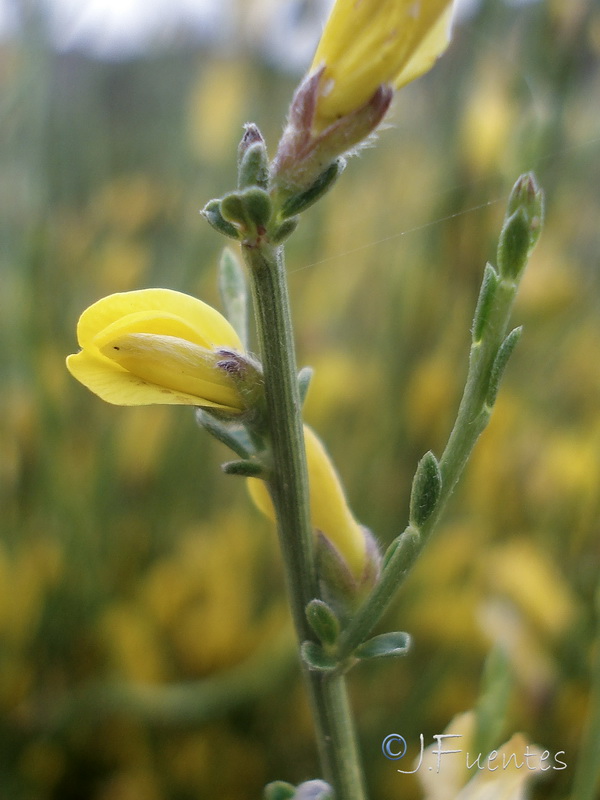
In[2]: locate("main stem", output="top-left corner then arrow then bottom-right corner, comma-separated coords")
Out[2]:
243,240 -> 367,800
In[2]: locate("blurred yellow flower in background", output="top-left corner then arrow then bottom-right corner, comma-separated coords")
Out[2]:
310,0 -> 454,130
418,711 -> 545,800
248,425 -> 368,579
66,289 -> 245,409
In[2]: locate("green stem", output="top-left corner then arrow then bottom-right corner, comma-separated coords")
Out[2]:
570,584 -> 600,800
308,671 -> 367,797
243,241 -> 315,635
338,277 -> 520,660
243,240 -> 367,800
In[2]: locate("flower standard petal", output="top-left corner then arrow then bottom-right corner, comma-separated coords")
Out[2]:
76,288 -> 242,353
393,5 -> 453,88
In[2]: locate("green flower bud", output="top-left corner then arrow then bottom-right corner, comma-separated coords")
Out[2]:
497,173 -> 544,280
238,124 -> 269,190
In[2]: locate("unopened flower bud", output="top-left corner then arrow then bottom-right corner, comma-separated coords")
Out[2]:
247,425 -> 380,595
238,123 -> 269,190
497,173 -> 544,280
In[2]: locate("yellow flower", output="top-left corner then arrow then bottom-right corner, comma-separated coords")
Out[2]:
419,711 -> 546,800
66,288 -> 245,410
248,425 -> 367,579
310,0 -> 454,131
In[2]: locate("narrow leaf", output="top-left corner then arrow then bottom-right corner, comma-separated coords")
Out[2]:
195,409 -> 252,458
305,599 -> 340,647
280,159 -> 345,219
301,641 -> 338,672
409,451 -> 442,528
486,327 -> 522,407
201,199 -> 240,240
219,247 -> 248,348
297,366 -> 313,406
472,263 -> 498,344
354,631 -> 411,660
264,782 -> 296,800
222,459 -> 265,477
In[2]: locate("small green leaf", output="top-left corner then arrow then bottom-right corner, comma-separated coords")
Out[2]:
201,199 -> 240,240
305,599 -> 340,647
486,327 -> 522,407
497,208 -> 530,280
301,641 -> 338,672
270,216 -> 299,244
220,192 -> 247,227
222,459 -> 265,477
409,451 -> 442,528
264,781 -> 296,800
280,159 -> 345,219
238,126 -> 269,189
472,263 -> 499,344
219,248 -> 248,348
354,631 -> 411,660
242,187 -> 272,228
297,366 -> 313,406
195,409 -> 252,458
381,527 -> 420,571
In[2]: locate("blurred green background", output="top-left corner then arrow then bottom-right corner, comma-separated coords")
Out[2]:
1,0 -> 600,798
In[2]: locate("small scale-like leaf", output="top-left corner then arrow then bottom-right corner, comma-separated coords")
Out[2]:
201,199 -> 240,240
280,159 -> 345,219
220,192 -> 248,227
195,409 -> 252,458
472,263 -> 499,344
219,248 -> 248,348
381,527 -> 420,572
486,327 -> 522,407
264,781 -> 296,800
409,451 -> 442,528
222,459 -> 265,477
297,366 -> 313,406
354,631 -> 411,661
238,138 -> 269,189
301,641 -> 338,672
305,599 -> 340,647
270,216 -> 299,244
497,208 -> 531,280
242,187 -> 272,228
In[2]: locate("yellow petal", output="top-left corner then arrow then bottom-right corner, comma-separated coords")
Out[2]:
66,349 -> 240,409
393,5 -> 453,88
77,288 -> 242,353
311,0 -> 453,127
248,425 -> 367,577
67,288 -> 245,409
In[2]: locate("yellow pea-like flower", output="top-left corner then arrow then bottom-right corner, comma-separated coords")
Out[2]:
310,0 -> 455,131
248,425 -> 367,579
66,288 -> 245,410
